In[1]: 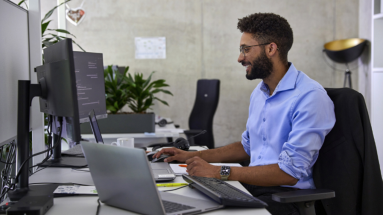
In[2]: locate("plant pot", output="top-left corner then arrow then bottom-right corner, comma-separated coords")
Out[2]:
80,112 -> 155,134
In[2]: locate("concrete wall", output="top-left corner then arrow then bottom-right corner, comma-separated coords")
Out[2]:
41,0 -> 359,148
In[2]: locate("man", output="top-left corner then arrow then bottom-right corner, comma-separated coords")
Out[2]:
154,13 -> 335,215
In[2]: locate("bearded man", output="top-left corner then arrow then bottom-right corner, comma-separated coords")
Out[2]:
154,13 -> 336,215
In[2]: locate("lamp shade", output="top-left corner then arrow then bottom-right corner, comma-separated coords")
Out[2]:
324,38 -> 366,63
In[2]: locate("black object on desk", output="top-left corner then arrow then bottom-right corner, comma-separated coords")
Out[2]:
6,184 -> 58,215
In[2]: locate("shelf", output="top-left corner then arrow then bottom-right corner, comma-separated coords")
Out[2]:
374,13 -> 383,19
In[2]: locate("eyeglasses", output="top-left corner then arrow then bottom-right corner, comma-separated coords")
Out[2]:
239,43 -> 271,57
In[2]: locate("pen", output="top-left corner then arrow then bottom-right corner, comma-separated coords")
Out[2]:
179,165 -> 187,167
156,183 -> 189,187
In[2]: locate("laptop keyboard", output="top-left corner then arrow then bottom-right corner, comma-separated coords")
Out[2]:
162,200 -> 195,213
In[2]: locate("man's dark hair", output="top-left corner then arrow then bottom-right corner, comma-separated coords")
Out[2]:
237,13 -> 293,64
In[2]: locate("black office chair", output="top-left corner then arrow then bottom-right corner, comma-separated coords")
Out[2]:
183,79 -> 220,149
272,88 -> 383,215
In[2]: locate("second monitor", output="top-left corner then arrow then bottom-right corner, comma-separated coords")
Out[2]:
73,51 -> 107,123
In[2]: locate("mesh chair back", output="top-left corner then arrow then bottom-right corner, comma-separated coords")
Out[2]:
189,79 -> 220,148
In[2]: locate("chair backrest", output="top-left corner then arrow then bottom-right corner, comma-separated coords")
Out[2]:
313,88 -> 383,214
188,79 -> 220,149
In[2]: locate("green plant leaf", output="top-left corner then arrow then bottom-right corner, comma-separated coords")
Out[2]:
142,71 -> 155,89
71,40 -> 86,52
151,89 -> 173,96
48,29 -> 77,38
104,67 -> 172,113
41,20 -> 51,35
41,0 -> 71,24
154,97 -> 169,106
17,0 -> 28,9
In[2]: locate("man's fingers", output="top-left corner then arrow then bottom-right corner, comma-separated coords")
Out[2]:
164,155 -> 176,162
185,156 -> 197,165
153,148 -> 174,158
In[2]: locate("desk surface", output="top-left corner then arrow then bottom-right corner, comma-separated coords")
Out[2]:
29,167 -> 270,215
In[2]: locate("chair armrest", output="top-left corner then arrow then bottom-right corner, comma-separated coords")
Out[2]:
183,130 -> 204,146
183,130 -> 204,136
272,189 -> 335,203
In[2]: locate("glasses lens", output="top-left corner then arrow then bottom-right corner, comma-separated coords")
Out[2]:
240,47 -> 245,56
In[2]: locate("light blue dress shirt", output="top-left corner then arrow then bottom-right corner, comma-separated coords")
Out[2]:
241,63 -> 335,189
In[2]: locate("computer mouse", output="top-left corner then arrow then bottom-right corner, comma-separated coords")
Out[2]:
151,154 -> 170,163
147,151 -> 159,161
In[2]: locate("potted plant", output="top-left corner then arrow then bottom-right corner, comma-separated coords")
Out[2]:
81,65 -> 173,134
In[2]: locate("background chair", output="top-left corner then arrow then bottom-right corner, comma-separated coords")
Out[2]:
272,88 -> 383,215
184,79 -> 220,149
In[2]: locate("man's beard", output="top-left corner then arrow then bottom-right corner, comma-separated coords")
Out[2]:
245,49 -> 273,80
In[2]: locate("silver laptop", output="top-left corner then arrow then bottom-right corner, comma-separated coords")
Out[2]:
81,142 -> 222,215
151,162 -> 176,182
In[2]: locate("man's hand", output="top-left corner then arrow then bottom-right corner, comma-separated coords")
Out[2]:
152,148 -> 193,163
185,156 -> 220,179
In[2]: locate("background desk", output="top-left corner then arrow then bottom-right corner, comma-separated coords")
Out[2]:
29,167 -> 270,215
81,124 -> 184,148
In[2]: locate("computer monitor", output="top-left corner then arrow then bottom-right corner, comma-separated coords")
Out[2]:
38,39 -> 82,143
35,39 -> 87,168
73,51 -> 107,123
7,38 -> 86,201
0,0 -> 30,147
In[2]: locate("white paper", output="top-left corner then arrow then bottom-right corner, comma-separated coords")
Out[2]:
54,185 -> 97,195
135,37 -> 166,59
170,163 -> 242,175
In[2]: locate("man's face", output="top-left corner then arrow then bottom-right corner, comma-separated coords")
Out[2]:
238,32 -> 273,80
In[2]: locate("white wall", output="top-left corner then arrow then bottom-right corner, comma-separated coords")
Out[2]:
41,0 -> 359,147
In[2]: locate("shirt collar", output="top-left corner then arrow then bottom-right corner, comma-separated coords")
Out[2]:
260,62 -> 298,94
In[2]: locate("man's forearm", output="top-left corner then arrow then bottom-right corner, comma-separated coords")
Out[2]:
192,141 -> 250,163
229,164 -> 298,186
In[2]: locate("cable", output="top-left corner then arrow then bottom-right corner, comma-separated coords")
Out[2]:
28,116 -> 59,170
0,140 -> 16,202
0,120 -> 61,203
161,185 -> 189,192
96,198 -> 101,215
29,163 -> 53,178
0,142 -> 16,164
13,117 -> 62,188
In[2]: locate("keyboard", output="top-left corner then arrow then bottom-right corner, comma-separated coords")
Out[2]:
162,200 -> 195,213
182,175 -> 267,208
62,144 -> 84,156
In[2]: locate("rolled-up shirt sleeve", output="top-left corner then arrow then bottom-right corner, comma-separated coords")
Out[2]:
241,130 -> 251,156
278,89 -> 335,180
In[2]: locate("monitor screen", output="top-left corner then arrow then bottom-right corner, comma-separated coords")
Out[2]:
73,51 -> 107,123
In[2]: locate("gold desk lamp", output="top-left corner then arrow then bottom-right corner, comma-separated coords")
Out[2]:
324,38 -> 366,88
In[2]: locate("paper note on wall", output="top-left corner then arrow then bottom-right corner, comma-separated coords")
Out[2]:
135,37 -> 166,59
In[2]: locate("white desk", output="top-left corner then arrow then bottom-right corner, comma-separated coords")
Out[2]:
81,124 -> 184,148
29,167 -> 270,215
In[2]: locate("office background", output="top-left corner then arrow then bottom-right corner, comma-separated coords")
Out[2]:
40,0 -> 359,148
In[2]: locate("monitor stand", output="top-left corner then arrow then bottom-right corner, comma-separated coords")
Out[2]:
39,134 -> 87,168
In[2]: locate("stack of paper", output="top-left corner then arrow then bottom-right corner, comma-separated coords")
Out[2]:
54,185 -> 97,195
